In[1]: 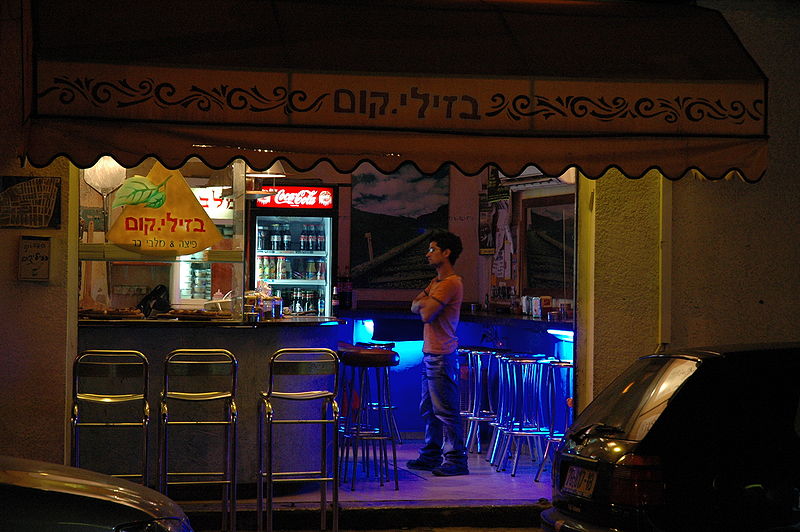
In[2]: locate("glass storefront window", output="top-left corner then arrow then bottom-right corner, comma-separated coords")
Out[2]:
78,157 -> 246,317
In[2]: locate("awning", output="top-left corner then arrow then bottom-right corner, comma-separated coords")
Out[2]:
23,0 -> 768,181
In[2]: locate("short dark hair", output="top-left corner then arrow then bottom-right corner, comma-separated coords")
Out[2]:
431,230 -> 463,265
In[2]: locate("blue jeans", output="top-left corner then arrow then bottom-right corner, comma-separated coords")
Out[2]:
418,350 -> 467,465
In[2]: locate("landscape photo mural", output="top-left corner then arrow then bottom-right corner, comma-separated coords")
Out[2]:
350,164 -> 449,289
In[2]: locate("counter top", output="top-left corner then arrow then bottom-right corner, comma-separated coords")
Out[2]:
78,316 -> 344,327
332,308 -> 574,331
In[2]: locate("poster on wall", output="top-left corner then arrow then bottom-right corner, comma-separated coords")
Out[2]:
0,176 -> 61,229
486,166 -> 510,203
350,163 -> 449,289
479,193 -> 496,255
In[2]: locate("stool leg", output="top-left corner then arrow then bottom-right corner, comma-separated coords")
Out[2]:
256,400 -> 264,532
320,402 -> 327,531
266,410 -> 274,532
332,401 -> 340,532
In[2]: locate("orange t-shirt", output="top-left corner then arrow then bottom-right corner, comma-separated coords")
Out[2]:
422,274 -> 463,354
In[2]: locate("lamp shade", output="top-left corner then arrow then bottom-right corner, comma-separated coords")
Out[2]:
83,156 -> 126,194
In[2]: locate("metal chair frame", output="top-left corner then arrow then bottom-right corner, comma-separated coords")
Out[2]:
258,348 -> 340,532
158,349 -> 238,532
535,361 -> 574,482
70,349 -> 150,484
464,349 -> 499,454
492,355 -> 551,475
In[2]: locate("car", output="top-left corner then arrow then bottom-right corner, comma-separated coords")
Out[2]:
541,342 -> 800,532
0,454 -> 194,531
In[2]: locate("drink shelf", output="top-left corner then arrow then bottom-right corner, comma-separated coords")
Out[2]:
256,250 -> 327,256
259,278 -> 326,285
79,243 -> 244,263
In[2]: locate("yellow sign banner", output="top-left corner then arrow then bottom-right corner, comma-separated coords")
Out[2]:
107,163 -> 222,256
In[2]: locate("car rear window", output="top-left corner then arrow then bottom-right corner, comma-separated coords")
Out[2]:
572,356 -> 700,441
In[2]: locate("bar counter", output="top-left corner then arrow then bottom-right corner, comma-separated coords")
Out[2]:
78,316 -> 352,488
77,309 -> 572,489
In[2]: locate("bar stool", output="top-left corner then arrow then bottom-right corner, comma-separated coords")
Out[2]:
258,348 -> 340,532
356,341 -> 402,445
337,341 -> 400,491
492,354 -> 552,476
158,349 -> 238,532
535,361 -> 574,482
463,348 -> 499,454
71,350 -> 150,484
458,348 -> 472,442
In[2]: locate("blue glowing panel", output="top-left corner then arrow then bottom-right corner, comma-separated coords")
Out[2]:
353,319 -> 424,369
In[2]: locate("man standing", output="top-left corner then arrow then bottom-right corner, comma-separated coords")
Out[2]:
407,231 -> 468,476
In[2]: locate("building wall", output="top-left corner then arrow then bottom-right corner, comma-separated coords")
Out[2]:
0,2 -> 76,462
1,0 -> 798,462
670,0 -> 800,347
579,0 -> 800,404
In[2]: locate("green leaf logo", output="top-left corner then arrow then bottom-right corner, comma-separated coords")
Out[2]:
112,175 -> 171,209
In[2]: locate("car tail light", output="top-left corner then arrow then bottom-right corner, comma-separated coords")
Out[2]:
610,453 -> 665,507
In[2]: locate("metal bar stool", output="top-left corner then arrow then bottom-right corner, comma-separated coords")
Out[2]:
458,348 -> 473,443
337,342 -> 400,491
258,348 -> 340,532
158,349 -> 238,532
356,342 -> 402,445
71,349 -> 150,484
464,349 -> 499,454
535,361 -> 574,482
493,354 -> 551,475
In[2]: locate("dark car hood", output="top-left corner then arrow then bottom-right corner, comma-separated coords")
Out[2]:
0,455 -> 186,519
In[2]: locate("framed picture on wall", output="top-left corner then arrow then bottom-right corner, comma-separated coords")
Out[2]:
520,194 -> 575,299
350,164 -> 449,289
0,176 -> 61,229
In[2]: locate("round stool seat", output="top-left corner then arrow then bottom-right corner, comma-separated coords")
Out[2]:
337,343 -> 399,367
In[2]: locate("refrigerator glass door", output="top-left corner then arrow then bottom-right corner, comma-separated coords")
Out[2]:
254,215 -> 332,316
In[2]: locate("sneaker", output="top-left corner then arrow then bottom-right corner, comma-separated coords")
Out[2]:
432,463 -> 470,476
406,457 -> 442,471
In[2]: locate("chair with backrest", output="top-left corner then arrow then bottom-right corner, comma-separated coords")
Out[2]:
158,348 -> 238,532
71,349 -> 150,485
257,347 -> 340,532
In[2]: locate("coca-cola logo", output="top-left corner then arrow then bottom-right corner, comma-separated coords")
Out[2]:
256,186 -> 334,209
319,190 -> 333,207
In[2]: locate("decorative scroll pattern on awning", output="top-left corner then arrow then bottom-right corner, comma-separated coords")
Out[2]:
23,0 -> 769,181
35,62 -> 765,137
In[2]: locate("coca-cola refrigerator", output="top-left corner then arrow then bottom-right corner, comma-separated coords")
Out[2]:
247,185 -> 336,317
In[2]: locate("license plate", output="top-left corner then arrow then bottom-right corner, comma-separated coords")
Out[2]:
562,465 -> 597,498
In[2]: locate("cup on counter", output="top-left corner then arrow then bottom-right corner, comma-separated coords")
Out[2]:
469,303 -> 479,313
